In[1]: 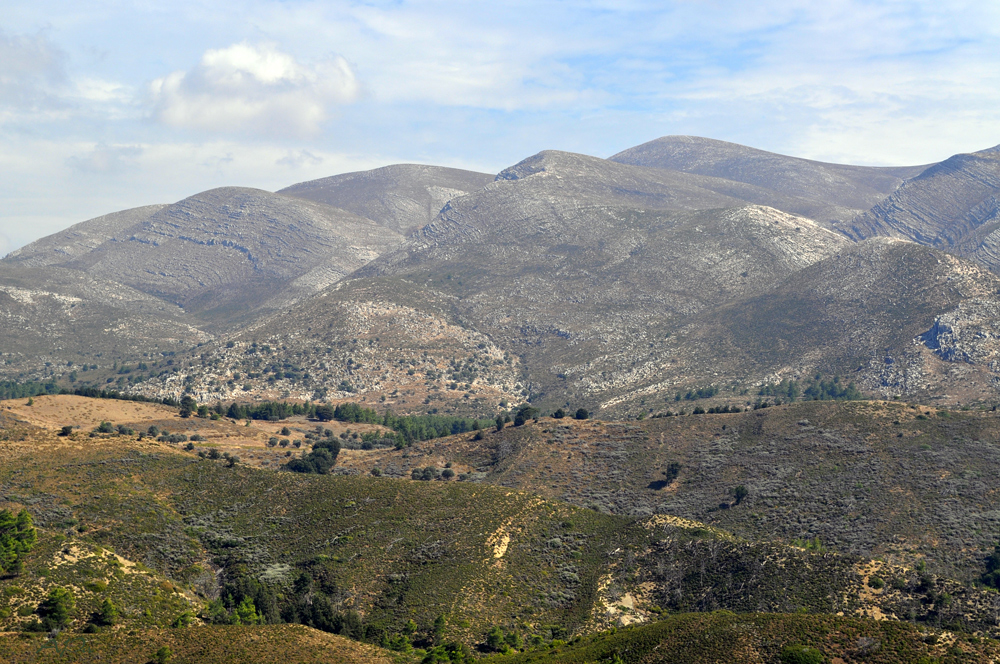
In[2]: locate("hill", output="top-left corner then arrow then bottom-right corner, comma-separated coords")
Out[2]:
503,612 -> 1000,664
347,401 -> 1000,585
6,398 -> 1000,649
609,135 -> 927,227
279,164 -> 495,236
845,145 -> 1000,270
3,187 -> 404,325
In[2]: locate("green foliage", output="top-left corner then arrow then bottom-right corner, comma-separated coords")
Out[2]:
226,400 -> 316,422
780,644 -> 825,664
981,542 -> 1000,589
286,439 -> 341,474
759,375 -> 861,401
153,645 -> 173,663
95,420 -> 115,434
574,408 -> 589,420
331,402 -> 493,444
0,380 -> 59,400
98,598 -> 119,626
731,485 -> 748,505
791,537 -> 826,553
679,386 -> 719,401
179,395 -> 197,418
0,509 -> 37,576
37,586 -> 76,629
233,597 -> 262,625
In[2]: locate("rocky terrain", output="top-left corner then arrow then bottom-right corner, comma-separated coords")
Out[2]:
4,136 -> 1000,414
279,163 -> 495,236
5,187 -> 405,325
610,135 -> 928,227
845,145 -> 1000,267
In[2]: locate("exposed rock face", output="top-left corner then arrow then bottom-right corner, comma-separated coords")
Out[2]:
845,146 -> 1000,270
278,164 -> 495,236
4,187 -> 404,323
610,135 -> 926,227
919,299 -> 1000,370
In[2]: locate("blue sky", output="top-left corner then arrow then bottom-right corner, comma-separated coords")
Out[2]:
2,0 -> 999,253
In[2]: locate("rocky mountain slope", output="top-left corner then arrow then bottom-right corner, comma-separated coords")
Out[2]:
5,136 -> 1000,411
279,164 -> 495,236
4,187 -> 404,325
610,135 -> 927,227
845,145 -> 1000,270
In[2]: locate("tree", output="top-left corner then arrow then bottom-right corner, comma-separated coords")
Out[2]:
552,408 -> 566,419
574,408 -> 589,420
732,485 -> 749,505
97,598 -> 118,626
233,596 -> 261,625
316,404 -> 335,421
153,646 -> 173,664
0,509 -> 37,576
59,425 -> 73,437
179,395 -> 197,418
485,626 -> 509,653
38,587 -> 75,629
495,416 -> 504,432
982,542 -> 1000,589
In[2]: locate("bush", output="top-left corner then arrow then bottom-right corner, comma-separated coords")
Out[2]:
780,644 -> 824,664
59,425 -> 73,437
553,408 -> 566,419
574,408 -> 589,420
95,421 -> 114,434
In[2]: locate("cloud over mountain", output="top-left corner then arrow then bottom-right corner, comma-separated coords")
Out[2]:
150,42 -> 359,137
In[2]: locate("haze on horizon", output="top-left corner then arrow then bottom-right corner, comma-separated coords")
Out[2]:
2,0 -> 999,255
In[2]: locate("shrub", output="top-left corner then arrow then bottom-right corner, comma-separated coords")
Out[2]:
59,425 -> 73,437
574,408 -> 589,420
95,421 -> 114,434
780,644 -> 824,664
553,408 -> 566,419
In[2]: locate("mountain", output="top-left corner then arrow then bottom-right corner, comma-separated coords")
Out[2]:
0,265 -> 209,374
845,145 -> 1000,270
278,164 -> 495,236
610,135 -> 927,227
596,239 -> 1000,411
4,187 -> 404,325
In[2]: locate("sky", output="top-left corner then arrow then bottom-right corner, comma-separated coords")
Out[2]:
2,0 -> 999,254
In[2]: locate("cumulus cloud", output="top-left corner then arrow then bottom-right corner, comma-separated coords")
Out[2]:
149,42 -> 359,137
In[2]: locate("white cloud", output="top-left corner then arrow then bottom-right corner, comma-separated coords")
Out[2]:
149,42 -> 359,137
0,29 -> 67,114
276,150 -> 323,168
66,143 -> 143,174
